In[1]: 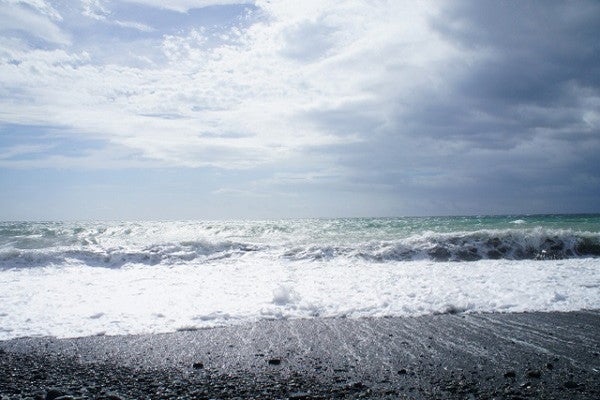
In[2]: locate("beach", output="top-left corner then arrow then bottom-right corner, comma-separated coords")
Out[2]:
1,310 -> 599,399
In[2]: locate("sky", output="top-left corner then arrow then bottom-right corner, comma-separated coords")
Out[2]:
0,0 -> 599,220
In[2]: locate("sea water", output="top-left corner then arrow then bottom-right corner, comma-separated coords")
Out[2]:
0,215 -> 599,339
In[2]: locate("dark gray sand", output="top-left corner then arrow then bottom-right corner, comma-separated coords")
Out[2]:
1,310 -> 599,399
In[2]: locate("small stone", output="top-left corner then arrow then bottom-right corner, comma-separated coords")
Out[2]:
503,371 -> 516,378
46,389 -> 67,400
192,362 -> 204,369
545,363 -> 554,370
526,370 -> 541,378
564,381 -> 578,389
268,358 -> 281,365
351,382 -> 367,390
398,369 -> 407,375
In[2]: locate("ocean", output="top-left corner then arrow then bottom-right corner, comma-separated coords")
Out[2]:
1,215 -> 599,340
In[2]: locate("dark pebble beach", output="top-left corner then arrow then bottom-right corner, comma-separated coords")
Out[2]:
1,310 -> 599,399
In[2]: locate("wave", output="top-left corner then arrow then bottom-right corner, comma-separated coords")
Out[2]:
282,229 -> 600,262
1,228 -> 599,268
0,240 -> 260,269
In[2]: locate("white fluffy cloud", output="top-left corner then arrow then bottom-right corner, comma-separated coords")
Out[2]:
3,0 -> 62,20
82,0 -> 154,31
0,0 -> 458,169
0,0 -> 68,44
121,0 -> 254,12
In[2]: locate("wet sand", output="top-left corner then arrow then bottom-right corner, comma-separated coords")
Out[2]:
1,310 -> 599,399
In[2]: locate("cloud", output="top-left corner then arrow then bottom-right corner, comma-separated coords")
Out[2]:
4,0 -> 62,20
82,0 -> 155,32
120,0 -> 255,13
0,0 -> 69,44
0,0 -> 599,215
0,143 -> 52,160
82,0 -> 109,21
295,0 -> 600,214
4,0 -> 396,168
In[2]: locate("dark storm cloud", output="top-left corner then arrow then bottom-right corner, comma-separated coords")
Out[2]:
411,0 -> 599,145
298,0 -> 600,215
433,2 -> 598,120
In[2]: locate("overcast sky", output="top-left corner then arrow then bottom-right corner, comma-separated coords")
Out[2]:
0,0 -> 598,220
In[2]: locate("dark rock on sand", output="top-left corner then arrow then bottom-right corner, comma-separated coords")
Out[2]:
564,380 -> 579,389
526,369 -> 542,378
45,389 -> 67,400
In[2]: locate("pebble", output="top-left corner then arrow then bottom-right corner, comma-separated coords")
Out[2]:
503,371 -> 516,378
526,370 -> 541,378
193,362 -> 204,369
564,381 -> 578,389
45,389 -> 67,400
268,359 -> 281,365
350,381 -> 367,390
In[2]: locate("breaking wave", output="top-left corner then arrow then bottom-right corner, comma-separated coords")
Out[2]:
282,229 -> 600,262
1,224 -> 599,269
0,240 -> 260,269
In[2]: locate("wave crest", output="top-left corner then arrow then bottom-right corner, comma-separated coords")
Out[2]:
1,228 -> 599,268
283,229 -> 600,262
0,240 -> 260,269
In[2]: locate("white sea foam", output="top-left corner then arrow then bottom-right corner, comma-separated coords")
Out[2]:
0,257 -> 598,340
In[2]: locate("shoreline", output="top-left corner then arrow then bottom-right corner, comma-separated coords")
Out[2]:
1,310 -> 599,399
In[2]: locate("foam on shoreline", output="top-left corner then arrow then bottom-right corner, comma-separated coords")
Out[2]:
1,258 -> 598,340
